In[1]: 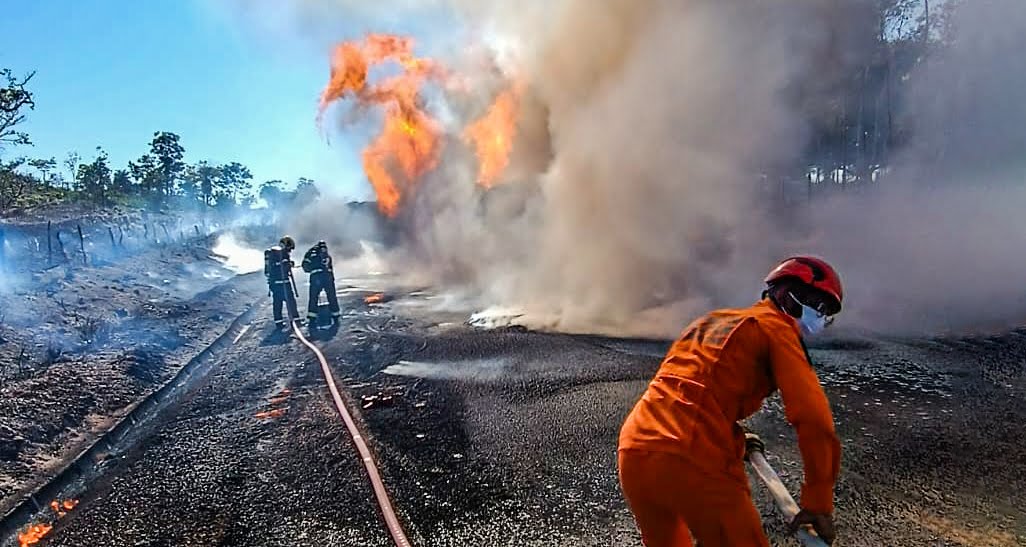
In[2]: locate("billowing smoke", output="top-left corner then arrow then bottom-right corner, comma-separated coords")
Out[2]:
809,0 -> 1026,334
225,0 -> 1026,337
212,234 -> 265,274
389,0 -> 864,337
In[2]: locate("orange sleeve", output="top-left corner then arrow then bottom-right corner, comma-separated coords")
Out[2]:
765,321 -> 841,514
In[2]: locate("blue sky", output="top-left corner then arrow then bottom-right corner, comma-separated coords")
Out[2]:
0,0 -> 406,198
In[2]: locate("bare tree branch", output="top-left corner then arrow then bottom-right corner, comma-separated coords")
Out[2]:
0,69 -> 36,147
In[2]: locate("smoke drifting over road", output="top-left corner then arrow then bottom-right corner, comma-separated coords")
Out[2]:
229,0 -> 1026,336
811,0 -> 1026,333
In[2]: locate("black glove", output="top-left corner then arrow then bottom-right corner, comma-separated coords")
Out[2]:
789,509 -> 835,544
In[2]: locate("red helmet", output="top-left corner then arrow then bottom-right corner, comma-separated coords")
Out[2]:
765,256 -> 843,313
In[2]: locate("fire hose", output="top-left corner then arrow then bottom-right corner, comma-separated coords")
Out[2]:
291,322 -> 412,547
288,268 -> 300,298
745,434 -> 829,547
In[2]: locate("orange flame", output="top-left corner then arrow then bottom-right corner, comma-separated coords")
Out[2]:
254,408 -> 287,420
18,524 -> 53,547
319,34 -> 444,217
49,498 -> 79,518
464,82 -> 523,188
364,293 -> 385,304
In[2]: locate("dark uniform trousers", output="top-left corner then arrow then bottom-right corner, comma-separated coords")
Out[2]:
307,271 -> 341,320
271,280 -> 300,325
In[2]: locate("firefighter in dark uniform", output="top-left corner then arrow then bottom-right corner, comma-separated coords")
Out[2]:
264,235 -> 301,328
302,240 -> 341,325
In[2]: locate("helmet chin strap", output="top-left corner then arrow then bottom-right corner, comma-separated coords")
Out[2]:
765,286 -> 801,319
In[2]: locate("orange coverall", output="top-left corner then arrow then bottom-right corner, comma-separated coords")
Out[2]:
618,299 -> 841,547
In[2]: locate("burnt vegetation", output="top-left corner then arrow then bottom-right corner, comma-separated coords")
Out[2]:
68,312 -> 112,347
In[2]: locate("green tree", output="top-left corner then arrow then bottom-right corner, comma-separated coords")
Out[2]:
27,157 -> 57,186
64,151 -> 81,188
239,194 -> 256,208
213,162 -> 252,207
112,169 -> 133,196
0,158 -> 34,211
129,153 -> 160,201
179,166 -> 199,201
0,69 -> 34,149
75,148 -> 112,206
184,161 -> 218,206
258,179 -> 285,207
149,131 -> 185,199
295,177 -> 320,204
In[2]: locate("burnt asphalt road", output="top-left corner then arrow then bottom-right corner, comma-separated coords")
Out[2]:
336,291 -> 1026,546
22,286 -> 1026,546
39,290 -> 391,547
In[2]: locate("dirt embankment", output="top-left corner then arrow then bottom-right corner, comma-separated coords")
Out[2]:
0,206 -> 274,516
0,203 -> 260,272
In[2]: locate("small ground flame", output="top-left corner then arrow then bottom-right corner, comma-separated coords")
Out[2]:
254,388 -> 291,421
254,408 -> 288,420
364,293 -> 387,304
48,498 -> 79,518
18,524 -> 53,547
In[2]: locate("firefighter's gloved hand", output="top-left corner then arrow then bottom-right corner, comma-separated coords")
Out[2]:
789,509 -> 835,544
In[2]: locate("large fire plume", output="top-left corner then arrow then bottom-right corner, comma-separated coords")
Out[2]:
319,33 -> 522,215
318,34 -> 446,217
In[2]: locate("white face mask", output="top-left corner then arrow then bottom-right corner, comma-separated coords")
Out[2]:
790,293 -> 832,336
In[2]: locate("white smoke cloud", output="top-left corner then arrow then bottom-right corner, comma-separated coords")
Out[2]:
395,0 -> 852,337
211,234 -> 265,274
808,0 -> 1026,334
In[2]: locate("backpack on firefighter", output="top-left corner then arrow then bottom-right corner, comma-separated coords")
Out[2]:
302,240 -> 341,325
265,238 -> 301,328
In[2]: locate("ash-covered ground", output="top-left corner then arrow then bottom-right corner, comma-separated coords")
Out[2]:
6,269 -> 1023,546
0,208 -> 274,520
40,290 -> 391,547
338,292 -> 1026,546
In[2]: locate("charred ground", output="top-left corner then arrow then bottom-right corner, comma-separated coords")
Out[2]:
0,207 -> 273,519
1,215 -> 1024,546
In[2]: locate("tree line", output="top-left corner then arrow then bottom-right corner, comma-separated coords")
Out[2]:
1,0 -> 959,211
793,0 -> 939,186
0,69 -> 318,214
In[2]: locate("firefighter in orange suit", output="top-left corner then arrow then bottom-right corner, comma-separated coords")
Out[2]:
618,256 -> 843,546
